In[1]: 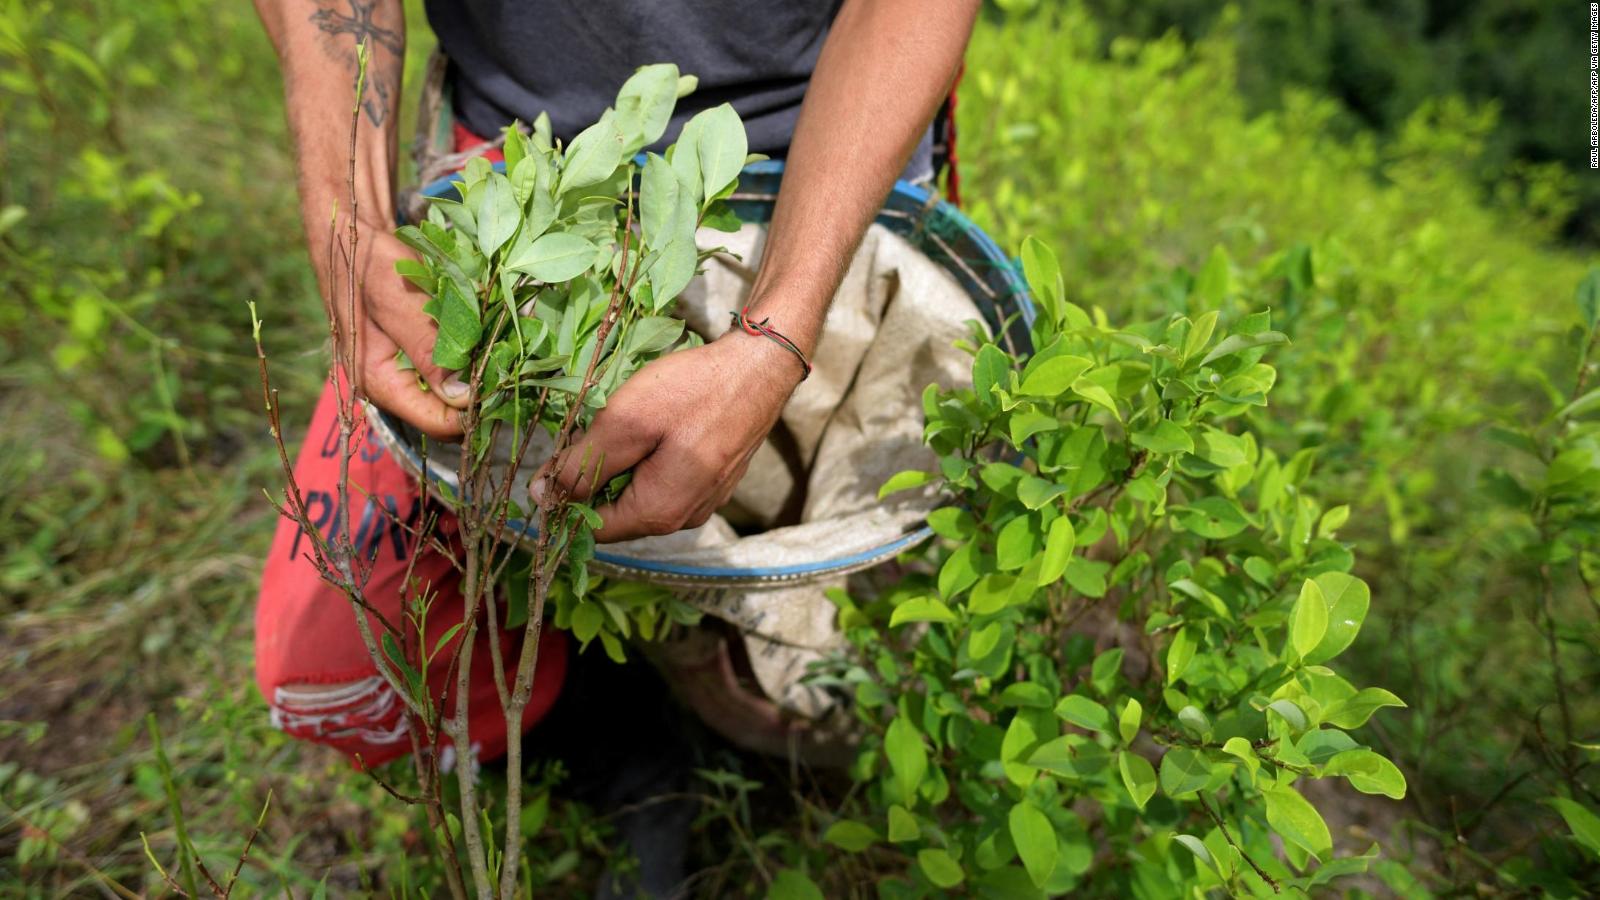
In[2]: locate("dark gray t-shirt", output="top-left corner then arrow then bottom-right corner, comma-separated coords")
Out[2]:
425,0 -> 934,180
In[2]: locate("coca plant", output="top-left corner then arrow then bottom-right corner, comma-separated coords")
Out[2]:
391,60 -> 737,660
806,240 -> 1407,896
256,57 -> 744,899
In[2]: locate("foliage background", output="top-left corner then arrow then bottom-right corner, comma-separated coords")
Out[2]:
0,0 -> 1594,894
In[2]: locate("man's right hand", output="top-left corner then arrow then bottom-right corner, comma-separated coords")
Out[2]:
331,224 -> 468,441
252,0 -> 457,435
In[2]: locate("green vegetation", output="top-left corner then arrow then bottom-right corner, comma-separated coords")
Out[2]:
1,0 -> 1595,896
1045,0 -> 1591,243
791,246 -> 1406,896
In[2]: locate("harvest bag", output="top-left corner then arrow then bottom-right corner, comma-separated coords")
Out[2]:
369,162 -> 1033,760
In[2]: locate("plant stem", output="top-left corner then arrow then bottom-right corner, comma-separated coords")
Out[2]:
145,714 -> 200,898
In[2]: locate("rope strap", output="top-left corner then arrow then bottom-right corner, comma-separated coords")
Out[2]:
730,306 -> 812,381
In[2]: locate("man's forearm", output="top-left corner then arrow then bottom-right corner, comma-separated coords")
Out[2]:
745,0 -> 980,354
254,0 -> 405,233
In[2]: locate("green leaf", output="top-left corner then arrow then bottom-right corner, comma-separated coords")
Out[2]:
999,682 -> 1053,709
1131,420 -> 1193,455
1001,712 -> 1042,786
969,574 -> 1018,615
1025,735 -> 1080,777
668,117 -> 704,206
505,232 -> 598,282
1303,572 -> 1370,664
884,717 -> 928,803
518,791 -> 549,837
380,632 -> 418,691
1177,705 -> 1211,739
995,515 -> 1036,571
430,278 -> 482,370
1323,749 -> 1407,799
1291,578 -> 1329,659
887,805 -> 920,842
1070,377 -> 1120,419
1323,687 -> 1406,729
1159,747 -> 1212,797
1118,751 -> 1157,810
917,849 -> 965,888
822,820 -> 879,853
1221,736 -> 1260,782
1200,330 -> 1289,367
967,622 -> 1004,661
1263,784 -> 1332,860
890,596 -> 956,627
973,344 -> 1009,409
614,63 -> 680,155
430,622 -> 465,659
1091,649 -> 1123,695
1063,556 -> 1108,598
571,602 -> 604,644
1266,698 -> 1309,732
1020,236 -> 1064,326
639,152 -> 681,248
1174,834 -> 1222,880
1119,698 -> 1142,745
0,205 -> 25,238
1019,355 -> 1093,396
1184,309 -> 1220,359
474,172 -> 519,258
649,236 -> 698,309
693,103 -> 747,203
766,869 -> 824,900
1577,267 -> 1600,331
979,462 -> 1029,495
879,469 -> 934,499
559,109 -> 625,194
1038,516 -> 1076,586
1317,504 -> 1350,537
1017,476 -> 1069,510
1055,695 -> 1112,733
1008,802 -> 1058,889
1548,797 -> 1600,858
1166,627 -> 1195,685
1192,428 -> 1249,468
1172,497 -> 1249,539
938,542 -> 981,599
1559,387 -> 1600,420
928,506 -> 976,540
623,316 -> 685,355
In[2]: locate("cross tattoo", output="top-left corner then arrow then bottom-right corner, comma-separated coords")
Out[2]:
310,0 -> 401,125
310,0 -> 402,56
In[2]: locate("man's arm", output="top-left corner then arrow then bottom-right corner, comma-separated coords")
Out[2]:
255,0 -> 467,439
544,0 -> 980,541
739,0 -> 980,356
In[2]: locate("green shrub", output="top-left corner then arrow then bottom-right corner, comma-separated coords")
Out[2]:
767,240 -> 1405,896
958,6 -> 1598,891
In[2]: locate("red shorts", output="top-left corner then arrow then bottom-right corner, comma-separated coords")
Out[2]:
253,128 -> 567,768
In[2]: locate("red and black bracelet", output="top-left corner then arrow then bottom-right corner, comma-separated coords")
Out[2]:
730,305 -> 812,382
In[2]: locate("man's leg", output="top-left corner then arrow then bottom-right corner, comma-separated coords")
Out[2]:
253,379 -> 568,767
522,645 -> 701,899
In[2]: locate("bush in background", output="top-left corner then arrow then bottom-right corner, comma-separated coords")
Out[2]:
959,6 -> 1598,893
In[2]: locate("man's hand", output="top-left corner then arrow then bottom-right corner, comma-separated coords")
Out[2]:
253,0 -> 463,437
332,226 -> 468,440
535,331 -> 804,543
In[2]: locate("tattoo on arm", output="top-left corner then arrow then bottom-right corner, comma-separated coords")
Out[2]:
310,0 -> 402,126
